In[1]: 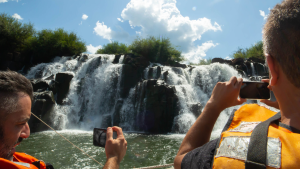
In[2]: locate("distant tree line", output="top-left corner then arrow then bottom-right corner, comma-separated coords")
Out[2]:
231,41 -> 264,60
96,36 -> 185,64
0,13 -> 86,64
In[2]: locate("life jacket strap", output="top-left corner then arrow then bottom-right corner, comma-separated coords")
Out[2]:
245,112 -> 281,169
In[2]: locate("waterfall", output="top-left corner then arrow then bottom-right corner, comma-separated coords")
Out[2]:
119,55 -> 124,64
27,56 -> 249,137
118,63 -> 245,134
251,62 -> 256,76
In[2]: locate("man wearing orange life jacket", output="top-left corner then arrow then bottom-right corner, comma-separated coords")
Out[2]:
174,0 -> 300,168
0,71 -> 127,169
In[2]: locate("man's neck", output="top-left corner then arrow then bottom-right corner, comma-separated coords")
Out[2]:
277,89 -> 300,130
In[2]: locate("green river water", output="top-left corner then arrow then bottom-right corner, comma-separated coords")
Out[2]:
17,130 -> 186,169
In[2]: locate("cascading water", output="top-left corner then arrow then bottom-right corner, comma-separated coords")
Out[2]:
119,63 -> 245,137
251,62 -> 256,76
27,54 -> 123,130
27,55 -> 249,138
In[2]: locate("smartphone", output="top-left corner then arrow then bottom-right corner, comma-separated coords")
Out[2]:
93,128 -> 117,147
239,81 -> 270,100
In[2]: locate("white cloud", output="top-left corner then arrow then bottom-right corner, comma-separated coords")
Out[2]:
94,21 -> 130,42
86,44 -> 102,54
0,0 -> 19,3
136,31 -> 141,35
82,14 -> 88,20
183,41 -> 219,63
94,21 -> 113,41
94,0 -> 222,62
79,21 -> 82,25
259,10 -> 268,20
224,56 -> 232,60
12,13 -> 23,20
192,7 -> 196,11
117,18 -> 124,22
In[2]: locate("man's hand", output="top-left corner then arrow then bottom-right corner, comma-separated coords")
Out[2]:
174,76 -> 246,169
260,79 -> 280,109
103,126 -> 127,169
208,76 -> 246,112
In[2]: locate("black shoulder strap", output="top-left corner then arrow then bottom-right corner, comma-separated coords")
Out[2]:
245,112 -> 281,169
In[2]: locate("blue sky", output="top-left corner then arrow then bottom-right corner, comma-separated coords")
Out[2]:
1,0 -> 282,63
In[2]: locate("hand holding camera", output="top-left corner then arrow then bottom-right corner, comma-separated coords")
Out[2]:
93,126 -> 127,166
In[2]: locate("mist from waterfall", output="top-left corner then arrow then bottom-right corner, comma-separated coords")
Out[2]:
27,54 -> 250,138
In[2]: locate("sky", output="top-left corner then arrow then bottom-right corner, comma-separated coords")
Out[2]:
1,0 -> 282,63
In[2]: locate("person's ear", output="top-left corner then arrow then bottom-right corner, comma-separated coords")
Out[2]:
266,54 -> 279,86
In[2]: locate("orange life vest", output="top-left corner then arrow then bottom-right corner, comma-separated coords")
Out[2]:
0,152 -> 47,169
212,104 -> 300,169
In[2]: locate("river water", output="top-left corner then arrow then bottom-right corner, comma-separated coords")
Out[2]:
17,131 -> 185,168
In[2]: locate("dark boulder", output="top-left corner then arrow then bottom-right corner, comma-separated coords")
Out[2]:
112,54 -> 122,64
170,62 -> 187,69
247,57 -> 265,64
189,103 -> 203,118
29,91 -> 56,133
231,58 -> 244,65
78,54 -> 89,62
55,72 -> 74,104
148,66 -> 161,79
212,58 -> 232,65
119,64 -> 144,98
136,80 -> 179,133
31,79 -> 49,92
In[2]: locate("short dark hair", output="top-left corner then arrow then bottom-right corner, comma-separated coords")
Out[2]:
263,0 -> 300,88
0,70 -> 33,115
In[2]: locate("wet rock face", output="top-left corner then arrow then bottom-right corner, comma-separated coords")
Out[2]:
120,64 -> 144,98
212,57 -> 268,77
31,79 -> 50,92
55,72 -> 74,104
189,103 -> 203,118
135,79 -> 179,133
29,91 -> 56,133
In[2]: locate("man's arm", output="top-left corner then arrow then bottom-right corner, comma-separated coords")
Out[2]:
103,126 -> 127,169
174,77 -> 246,169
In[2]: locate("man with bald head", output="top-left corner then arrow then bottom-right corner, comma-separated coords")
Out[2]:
0,70 -> 127,169
174,0 -> 300,168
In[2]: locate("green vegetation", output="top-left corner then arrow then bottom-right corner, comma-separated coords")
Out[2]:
96,41 -> 128,54
232,41 -> 264,59
31,29 -> 86,63
0,13 -> 86,64
97,36 -> 184,64
0,13 -> 35,54
129,36 -> 184,63
189,58 -> 212,65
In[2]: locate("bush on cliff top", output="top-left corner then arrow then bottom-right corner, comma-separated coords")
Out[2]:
129,36 -> 184,63
96,41 -> 128,54
232,41 -> 264,60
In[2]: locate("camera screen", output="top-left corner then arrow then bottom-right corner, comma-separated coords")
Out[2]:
240,82 -> 270,99
93,128 -> 118,147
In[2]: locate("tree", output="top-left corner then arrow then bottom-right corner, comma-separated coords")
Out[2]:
129,36 -> 184,63
31,28 -> 86,63
0,13 -> 35,54
96,41 -> 129,54
232,41 -> 264,59
189,58 -> 212,65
